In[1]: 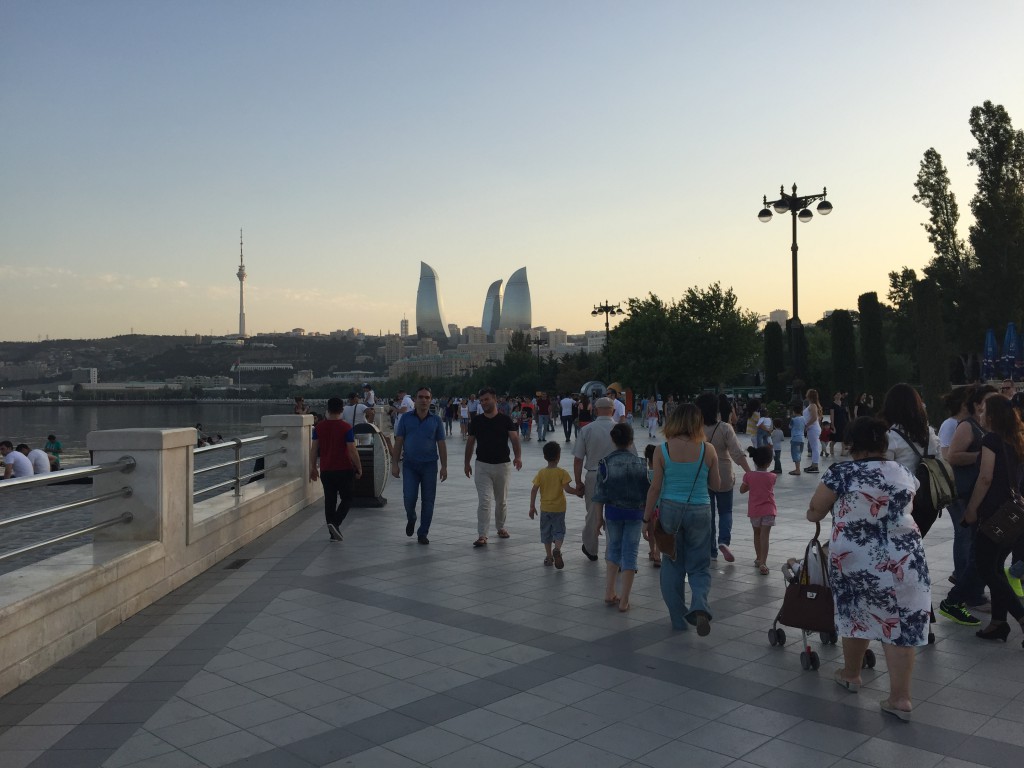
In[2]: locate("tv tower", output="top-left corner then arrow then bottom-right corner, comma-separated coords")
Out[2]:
237,229 -> 247,338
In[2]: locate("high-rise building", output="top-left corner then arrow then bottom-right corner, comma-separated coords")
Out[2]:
768,309 -> 789,327
400,317 -> 410,338
236,229 -> 247,337
415,262 -> 450,338
481,279 -> 503,337
499,267 -> 531,331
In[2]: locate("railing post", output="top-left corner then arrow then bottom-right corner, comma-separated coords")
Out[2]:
87,429 -> 195,546
233,437 -> 242,497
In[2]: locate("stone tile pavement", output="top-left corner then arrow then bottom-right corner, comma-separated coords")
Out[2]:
2,429 -> 1023,767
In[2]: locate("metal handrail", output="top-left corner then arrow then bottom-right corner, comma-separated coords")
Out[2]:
193,431 -> 284,456
194,461 -> 287,496
0,457 -> 135,492
192,431 -> 288,499
0,487 -> 132,530
0,512 -> 134,564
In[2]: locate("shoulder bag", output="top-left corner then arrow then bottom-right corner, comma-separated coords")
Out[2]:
979,444 -> 1024,546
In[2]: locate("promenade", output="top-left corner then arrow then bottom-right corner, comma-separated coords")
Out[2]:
1,431 -> 1022,768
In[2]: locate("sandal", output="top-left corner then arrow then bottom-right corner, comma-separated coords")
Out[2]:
604,595 -> 620,606
649,552 -> 662,568
497,529 -> 510,539
758,564 -> 770,575
880,698 -> 911,721
834,669 -> 860,693
473,537 -> 488,547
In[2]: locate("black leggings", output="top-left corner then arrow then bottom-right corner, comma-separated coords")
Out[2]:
973,530 -> 1024,623
321,470 -> 355,527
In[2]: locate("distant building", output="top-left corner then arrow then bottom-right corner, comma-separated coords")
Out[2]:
415,262 -> 450,338
769,309 -> 789,327
499,267 -> 532,331
400,317 -> 410,338
481,279 -> 503,337
236,229 -> 247,338
70,368 -> 99,384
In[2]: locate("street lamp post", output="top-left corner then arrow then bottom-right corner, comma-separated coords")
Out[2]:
591,301 -> 625,382
757,184 -> 833,323
529,336 -> 545,363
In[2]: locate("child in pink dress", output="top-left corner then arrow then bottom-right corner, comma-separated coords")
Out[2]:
740,445 -> 777,575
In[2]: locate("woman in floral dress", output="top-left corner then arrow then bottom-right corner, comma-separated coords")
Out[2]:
807,416 -> 931,721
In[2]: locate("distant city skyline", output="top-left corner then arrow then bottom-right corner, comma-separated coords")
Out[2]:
2,3 -> 1024,341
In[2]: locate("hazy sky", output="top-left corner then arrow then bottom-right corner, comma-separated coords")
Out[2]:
3,2 -> 1023,342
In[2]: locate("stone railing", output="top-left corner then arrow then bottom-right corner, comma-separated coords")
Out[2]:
0,415 -> 321,698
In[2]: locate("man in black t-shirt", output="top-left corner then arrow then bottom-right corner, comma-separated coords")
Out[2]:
465,387 -> 522,547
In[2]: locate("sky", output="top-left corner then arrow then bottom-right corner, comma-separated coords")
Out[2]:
3,1 -> 1024,342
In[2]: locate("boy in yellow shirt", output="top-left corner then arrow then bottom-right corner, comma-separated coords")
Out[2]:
529,442 -> 578,569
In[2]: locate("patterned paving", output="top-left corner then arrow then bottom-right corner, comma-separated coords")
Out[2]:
2,430 -> 1023,768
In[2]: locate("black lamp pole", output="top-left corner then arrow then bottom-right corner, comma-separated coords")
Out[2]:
591,301 -> 625,381
529,336 -> 545,363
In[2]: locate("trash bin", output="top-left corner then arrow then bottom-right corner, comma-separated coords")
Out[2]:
352,423 -> 390,507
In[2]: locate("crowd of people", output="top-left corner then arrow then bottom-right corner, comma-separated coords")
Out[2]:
299,379 -> 1024,723
0,434 -> 62,479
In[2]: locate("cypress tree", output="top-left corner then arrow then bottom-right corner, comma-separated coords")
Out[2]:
858,292 -> 888,400
764,321 -> 785,403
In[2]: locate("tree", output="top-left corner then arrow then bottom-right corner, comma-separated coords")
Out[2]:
763,322 -> 786,403
913,278 -> 949,421
830,310 -> 858,397
858,292 -> 887,400
678,283 -> 761,391
606,294 -> 677,394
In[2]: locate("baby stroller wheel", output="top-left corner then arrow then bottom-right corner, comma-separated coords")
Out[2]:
799,651 -> 810,670
829,630 -> 839,644
862,649 -> 876,669
768,628 -> 779,647
809,651 -> 820,670
928,631 -> 936,644
774,628 -> 786,646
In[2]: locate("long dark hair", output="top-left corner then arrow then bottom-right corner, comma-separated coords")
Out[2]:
695,392 -> 719,426
881,383 -> 929,446
984,396 -> 1024,463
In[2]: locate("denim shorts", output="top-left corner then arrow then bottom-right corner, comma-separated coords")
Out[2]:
790,441 -> 804,463
539,512 -> 567,544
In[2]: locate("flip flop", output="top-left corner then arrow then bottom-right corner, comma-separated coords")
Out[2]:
605,596 -> 620,606
497,529 -> 510,539
834,669 -> 860,692
473,537 -> 488,547
880,698 -> 912,721
759,564 -> 770,576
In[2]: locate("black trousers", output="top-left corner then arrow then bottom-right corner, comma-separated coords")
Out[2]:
561,416 -> 574,440
321,470 -> 355,527
973,529 -> 1024,623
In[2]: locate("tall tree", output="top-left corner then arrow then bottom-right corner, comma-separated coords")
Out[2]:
967,101 -> 1024,331
858,292 -> 887,400
763,321 -> 786,403
830,310 -> 858,397
912,278 -> 949,421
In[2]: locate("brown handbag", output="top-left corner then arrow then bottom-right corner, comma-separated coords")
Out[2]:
778,524 -> 835,632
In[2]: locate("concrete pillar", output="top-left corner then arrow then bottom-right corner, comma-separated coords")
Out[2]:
260,414 -> 318,506
87,428 -> 195,546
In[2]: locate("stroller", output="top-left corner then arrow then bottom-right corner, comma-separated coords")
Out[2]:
767,522 -> 877,672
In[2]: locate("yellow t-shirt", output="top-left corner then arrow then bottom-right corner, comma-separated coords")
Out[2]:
532,467 -> 572,513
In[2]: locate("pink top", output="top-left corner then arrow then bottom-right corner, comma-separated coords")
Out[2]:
743,470 -> 777,518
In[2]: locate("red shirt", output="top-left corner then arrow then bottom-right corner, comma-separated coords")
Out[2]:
314,418 -> 355,471
743,470 -> 777,518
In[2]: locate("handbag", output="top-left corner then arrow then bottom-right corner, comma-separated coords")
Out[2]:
778,524 -> 835,632
979,445 -> 1024,545
651,442 -> 705,562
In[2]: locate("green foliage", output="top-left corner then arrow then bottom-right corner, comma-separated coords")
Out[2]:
763,322 -> 786,402
607,284 -> 760,397
913,278 -> 949,421
858,292 -> 887,400
830,310 -> 858,396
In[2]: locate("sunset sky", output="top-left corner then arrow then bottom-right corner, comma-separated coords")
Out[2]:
3,1 -> 1023,342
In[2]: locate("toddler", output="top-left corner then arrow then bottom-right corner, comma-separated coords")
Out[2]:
740,445 -> 777,575
788,404 -> 806,475
529,441 -> 577,568
820,421 -> 834,457
771,418 -> 784,474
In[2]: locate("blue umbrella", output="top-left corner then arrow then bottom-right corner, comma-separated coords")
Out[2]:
1003,323 -> 1020,380
983,328 -> 999,381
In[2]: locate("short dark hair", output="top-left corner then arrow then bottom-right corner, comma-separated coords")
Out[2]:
415,385 -> 431,395
327,397 -> 344,414
846,416 -> 889,454
644,443 -> 656,464
0,440 -> 12,450
747,445 -> 774,469
477,387 -> 496,397
47,434 -> 56,441
610,423 -> 633,447
542,441 -> 561,461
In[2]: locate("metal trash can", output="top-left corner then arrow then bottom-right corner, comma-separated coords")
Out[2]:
352,423 -> 390,507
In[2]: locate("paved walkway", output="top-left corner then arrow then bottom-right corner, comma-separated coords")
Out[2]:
2,431 -> 1023,768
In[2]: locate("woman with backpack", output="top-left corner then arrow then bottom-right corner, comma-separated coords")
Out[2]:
880,383 -> 941,498
963,395 -> 1024,646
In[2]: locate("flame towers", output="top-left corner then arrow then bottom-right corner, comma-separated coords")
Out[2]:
415,261 -> 451,338
481,279 -> 503,337
499,267 -> 531,331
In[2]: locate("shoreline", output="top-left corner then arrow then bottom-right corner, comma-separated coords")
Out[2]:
0,399 -> 301,408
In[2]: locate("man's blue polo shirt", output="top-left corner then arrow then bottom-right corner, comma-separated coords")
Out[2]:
396,412 -> 445,463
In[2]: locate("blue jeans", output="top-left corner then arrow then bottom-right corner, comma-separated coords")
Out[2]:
657,499 -> 713,629
708,489 -> 734,557
536,414 -> 549,440
402,459 -> 438,538
605,518 -> 643,571
945,500 -> 986,605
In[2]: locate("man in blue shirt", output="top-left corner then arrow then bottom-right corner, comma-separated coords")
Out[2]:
392,385 -> 448,544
